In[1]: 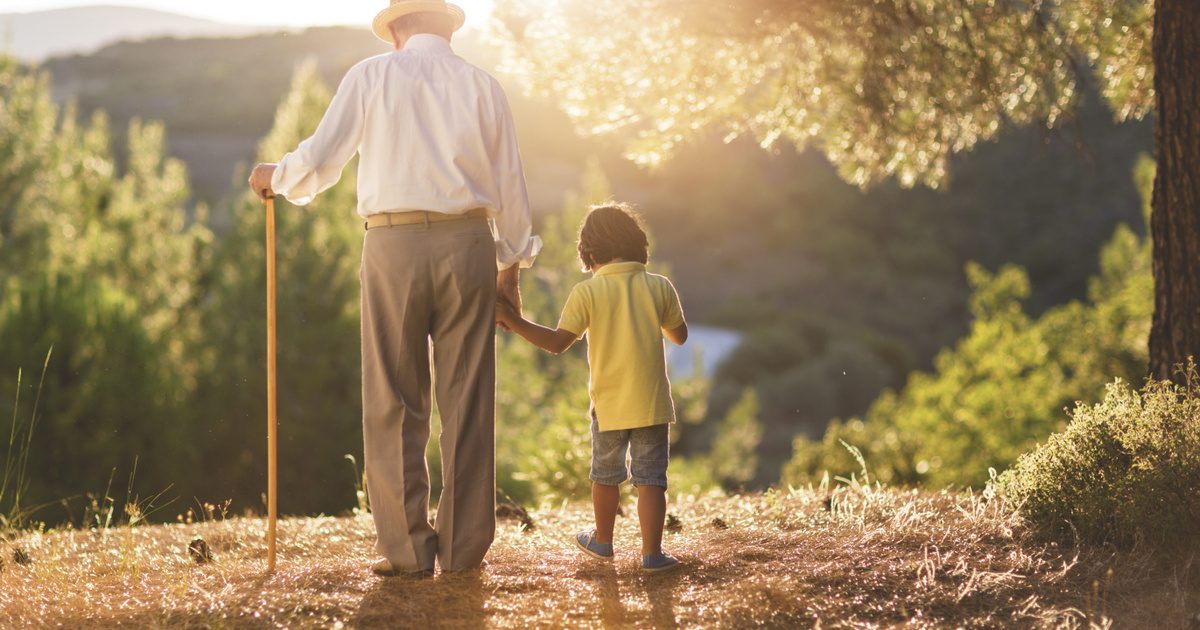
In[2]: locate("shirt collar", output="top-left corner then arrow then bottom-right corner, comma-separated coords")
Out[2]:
402,34 -> 455,56
594,261 -> 646,276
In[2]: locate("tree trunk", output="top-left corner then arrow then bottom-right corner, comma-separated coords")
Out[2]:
1148,0 -> 1200,381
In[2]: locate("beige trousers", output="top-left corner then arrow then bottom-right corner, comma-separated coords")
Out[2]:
360,217 -> 497,572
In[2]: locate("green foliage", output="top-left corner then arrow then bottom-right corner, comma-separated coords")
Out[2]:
4,23 -> 1165,519
707,389 -> 763,490
494,0 -> 1152,188
1000,368 -> 1200,548
0,56 -> 209,519
784,157 -> 1155,488
0,274 -> 185,507
643,97 -> 1148,484
0,58 -> 58,266
188,62 -> 364,515
42,30 -> 1154,490
783,418 -> 919,490
488,0 -> 1165,492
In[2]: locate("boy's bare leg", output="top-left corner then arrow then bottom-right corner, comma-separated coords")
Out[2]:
636,485 -> 666,556
592,482 -> 620,544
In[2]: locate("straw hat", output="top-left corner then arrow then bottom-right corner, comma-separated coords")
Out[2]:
373,1 -> 466,43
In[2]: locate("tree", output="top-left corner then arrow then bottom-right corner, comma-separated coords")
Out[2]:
0,54 -> 209,514
1147,1 -> 1200,381
191,62 -> 365,515
492,0 -> 1197,380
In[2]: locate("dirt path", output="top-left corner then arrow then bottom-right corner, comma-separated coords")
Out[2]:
1,489 -> 1194,628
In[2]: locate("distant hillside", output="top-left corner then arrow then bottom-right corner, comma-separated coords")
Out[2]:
0,5 -> 262,61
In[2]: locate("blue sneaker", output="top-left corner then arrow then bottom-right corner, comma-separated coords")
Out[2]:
574,530 -> 614,560
641,553 -> 680,573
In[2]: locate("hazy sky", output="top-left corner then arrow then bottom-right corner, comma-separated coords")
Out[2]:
0,1 -> 496,27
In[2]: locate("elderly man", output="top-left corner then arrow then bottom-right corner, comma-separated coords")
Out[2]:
248,0 -> 540,576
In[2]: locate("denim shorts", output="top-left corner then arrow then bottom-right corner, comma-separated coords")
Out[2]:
589,415 -> 670,488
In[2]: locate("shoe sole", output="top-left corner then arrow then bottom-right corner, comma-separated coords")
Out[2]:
373,568 -> 433,578
442,560 -> 489,574
642,561 -> 681,573
574,537 -> 614,561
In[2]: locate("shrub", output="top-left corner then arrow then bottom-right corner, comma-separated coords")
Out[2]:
1000,367 -> 1200,547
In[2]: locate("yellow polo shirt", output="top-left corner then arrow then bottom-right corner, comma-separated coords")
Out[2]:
558,262 -> 685,432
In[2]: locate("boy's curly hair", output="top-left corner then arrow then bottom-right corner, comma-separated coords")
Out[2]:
577,203 -> 649,271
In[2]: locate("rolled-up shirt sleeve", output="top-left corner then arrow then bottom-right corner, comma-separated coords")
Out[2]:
271,66 -> 367,206
489,82 -> 541,269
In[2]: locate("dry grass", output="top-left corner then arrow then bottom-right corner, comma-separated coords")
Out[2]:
1,486 -> 1197,628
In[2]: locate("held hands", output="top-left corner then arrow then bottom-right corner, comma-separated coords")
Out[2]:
497,265 -> 521,314
249,163 -> 278,201
493,289 -> 575,355
494,296 -> 523,326
496,265 -> 521,331
495,297 -> 520,329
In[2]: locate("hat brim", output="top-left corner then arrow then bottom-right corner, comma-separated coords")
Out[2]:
373,2 -> 466,43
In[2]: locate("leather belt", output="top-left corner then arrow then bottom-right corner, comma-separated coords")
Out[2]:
364,208 -> 488,230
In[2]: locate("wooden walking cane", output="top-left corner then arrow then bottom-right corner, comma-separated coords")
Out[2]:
264,195 -> 278,573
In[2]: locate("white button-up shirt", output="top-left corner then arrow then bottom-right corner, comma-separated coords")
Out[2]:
271,34 -> 541,268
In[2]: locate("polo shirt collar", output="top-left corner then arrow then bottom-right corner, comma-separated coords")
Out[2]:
594,261 -> 646,276
403,34 -> 454,56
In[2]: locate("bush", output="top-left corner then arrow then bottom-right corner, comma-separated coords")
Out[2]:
1000,368 -> 1200,547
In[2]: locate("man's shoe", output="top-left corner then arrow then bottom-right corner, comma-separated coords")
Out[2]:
441,559 -> 489,574
641,553 -> 680,573
371,558 -> 433,578
574,530 -> 614,560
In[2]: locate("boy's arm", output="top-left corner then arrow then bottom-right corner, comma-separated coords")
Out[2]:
664,322 -> 688,346
498,301 -> 578,355
661,278 -> 688,346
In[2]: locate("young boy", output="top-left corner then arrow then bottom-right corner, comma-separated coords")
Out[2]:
496,203 -> 688,572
